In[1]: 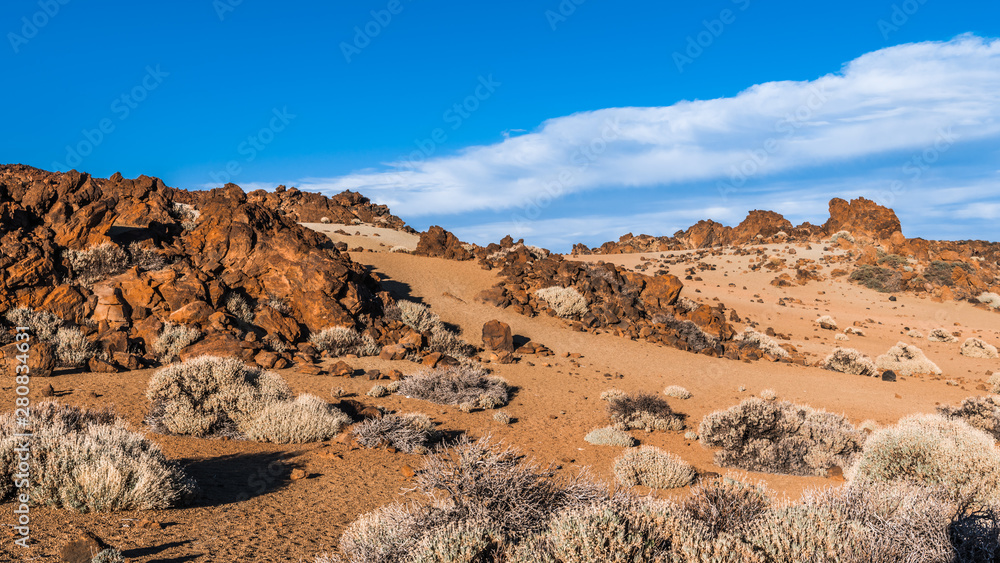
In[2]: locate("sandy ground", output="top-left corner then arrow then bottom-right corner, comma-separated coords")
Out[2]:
301,223 -> 420,252
2,237 -> 998,561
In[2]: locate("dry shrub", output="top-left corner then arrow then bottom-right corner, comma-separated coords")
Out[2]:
153,322 -> 202,362
908,329 -> 924,338
170,202 -> 200,230
663,385 -> 691,400
830,230 -> 854,243
850,414 -> 1000,506
145,355 -> 292,437
599,388 -> 627,402
822,347 -> 878,376
929,328 -> 958,343
367,384 -> 389,398
875,341 -> 941,375
961,337 -> 999,359
0,402 -> 193,512
815,315 -> 838,329
427,326 -> 477,358
397,365 -> 510,410
938,396 -> 1000,441
835,333 -> 849,341
606,392 -> 684,432
850,265 -> 902,292
979,292 -> 1000,309
735,328 -> 789,358
4,307 -> 62,343
55,326 -> 95,366
409,519 -> 504,563
698,398 -> 864,476
225,294 -> 254,324
613,446 -> 695,489
584,427 -> 636,447
534,286 -> 589,319
240,394 -> 351,444
309,326 -> 380,357
681,476 -> 772,536
991,373 -> 1000,394
389,300 -> 442,333
92,549 -> 127,563
353,413 -> 437,454
63,243 -> 130,285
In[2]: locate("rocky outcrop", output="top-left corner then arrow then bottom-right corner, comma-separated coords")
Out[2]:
246,186 -> 412,230
821,197 -> 901,241
414,226 -> 474,260
0,164 -> 395,371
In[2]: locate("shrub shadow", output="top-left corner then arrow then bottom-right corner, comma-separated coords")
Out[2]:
178,451 -> 304,508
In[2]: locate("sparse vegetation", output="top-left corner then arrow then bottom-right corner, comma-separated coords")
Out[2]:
396,365 -> 510,410
170,202 -> 200,230
760,389 -> 777,401
822,347 -> 878,376
734,327 -> 789,358
606,391 -> 684,432
851,413 -> 1000,506
388,300 -> 442,333
584,426 -> 636,447
145,356 -> 292,438
928,328 -> 958,342
63,243 -> 130,285
367,384 -> 389,398
978,292 -> 1000,309
493,411 -> 511,425
55,326 -> 95,366
225,294 -> 254,324
829,230 -> 855,243
961,337 -> 999,359
650,312 -> 719,352
699,398 -> 865,476
309,326 -> 381,357
924,260 -> 973,287
849,264 -> 902,292
937,395 -> 1000,441
353,413 -> 437,454
908,329 -> 924,338
240,394 -> 351,444
599,388 -> 627,402
613,446 -> 696,489
990,373 -> 1000,394
153,322 -> 202,362
0,402 -> 194,512
876,341 -> 941,375
534,286 -> 589,319
4,307 -> 62,342
815,315 -> 838,329
680,476 -> 772,536
663,385 -> 691,399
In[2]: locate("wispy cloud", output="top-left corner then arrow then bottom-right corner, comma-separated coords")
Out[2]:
237,34 -> 1000,248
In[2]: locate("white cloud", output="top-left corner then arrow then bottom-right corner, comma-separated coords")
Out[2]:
235,35 -> 1000,247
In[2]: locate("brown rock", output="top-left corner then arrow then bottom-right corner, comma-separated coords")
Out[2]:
822,197 -> 902,241
481,319 -> 513,352
400,464 -> 416,479
60,531 -> 111,563
0,341 -> 56,378
253,306 -> 302,342
414,226 -> 473,260
41,383 -> 55,397
379,344 -> 408,361
330,360 -> 354,377
87,357 -> 119,373
290,468 -> 307,480
640,274 -> 683,309
168,300 -> 214,325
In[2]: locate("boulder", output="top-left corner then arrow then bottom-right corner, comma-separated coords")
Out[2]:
168,301 -> 214,325
60,531 -> 112,563
0,340 -> 56,377
481,320 -> 513,353
414,226 -> 473,260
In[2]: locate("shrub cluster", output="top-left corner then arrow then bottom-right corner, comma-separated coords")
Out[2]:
153,322 -> 202,362
353,413 -> 437,454
146,356 -> 349,442
928,328 -> 958,342
386,300 -> 477,358
584,427 -> 636,447
651,313 -> 719,352
979,292 -> 1000,309
937,396 -> 1000,441
0,402 -> 194,512
875,341 -> 941,375
396,365 -> 511,410
54,326 -> 96,367
663,385 -> 691,400
924,260 -> 972,287
4,308 -> 96,367
606,392 -> 684,432
63,242 -> 165,285
4,307 -> 62,343
309,326 -> 381,357
613,446 -> 696,489
822,347 -> 878,376
699,398 -> 864,476
851,414 -> 1000,507
734,328 -> 789,358
849,265 -> 902,292
961,337 -> 999,359
534,286 -> 589,319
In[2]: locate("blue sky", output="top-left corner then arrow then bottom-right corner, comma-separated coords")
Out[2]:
3,0 -> 999,250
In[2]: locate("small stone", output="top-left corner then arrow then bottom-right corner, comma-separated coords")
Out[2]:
290,468 -> 307,480
400,464 -> 416,478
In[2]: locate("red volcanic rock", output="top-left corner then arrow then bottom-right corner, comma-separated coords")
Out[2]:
414,226 -> 473,260
481,320 -> 513,353
822,197 -> 901,241
0,165 -> 393,368
246,186 -> 412,229
731,210 -> 794,244
0,341 -> 56,377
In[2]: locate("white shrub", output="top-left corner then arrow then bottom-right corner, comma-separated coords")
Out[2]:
822,348 -> 878,377
977,292 -> 1000,309
735,328 -> 789,358
613,446 -> 696,489
960,337 -> 999,359
584,426 -> 636,447
927,328 -> 957,343
663,385 -> 692,399
534,286 -> 589,319
309,326 -> 380,357
875,342 -> 941,376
